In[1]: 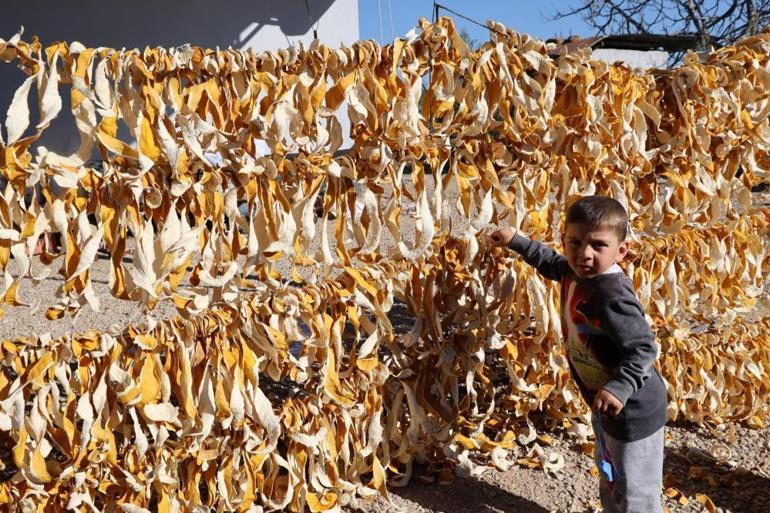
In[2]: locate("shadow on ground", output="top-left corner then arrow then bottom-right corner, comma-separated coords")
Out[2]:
664,446 -> 770,513
372,468 -> 549,513
387,476 -> 552,513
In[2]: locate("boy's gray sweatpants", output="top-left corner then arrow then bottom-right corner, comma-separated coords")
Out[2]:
591,414 -> 664,513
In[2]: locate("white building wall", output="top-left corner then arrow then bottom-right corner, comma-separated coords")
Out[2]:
592,48 -> 669,69
0,0 -> 359,154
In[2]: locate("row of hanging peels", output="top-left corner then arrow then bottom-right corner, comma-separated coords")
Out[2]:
0,16 -> 768,512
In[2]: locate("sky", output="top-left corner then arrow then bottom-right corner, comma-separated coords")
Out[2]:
358,0 -> 595,46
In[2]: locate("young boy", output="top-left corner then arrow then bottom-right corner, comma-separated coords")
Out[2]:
490,195 -> 668,513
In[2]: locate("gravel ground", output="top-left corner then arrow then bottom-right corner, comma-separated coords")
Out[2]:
1,178 -> 768,513
354,421 -> 770,513
0,256 -> 180,340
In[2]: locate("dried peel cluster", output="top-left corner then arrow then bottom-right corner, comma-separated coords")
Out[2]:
0,17 -> 768,512
0,265 -> 399,511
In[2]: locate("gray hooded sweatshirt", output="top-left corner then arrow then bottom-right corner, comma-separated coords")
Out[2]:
509,234 -> 668,442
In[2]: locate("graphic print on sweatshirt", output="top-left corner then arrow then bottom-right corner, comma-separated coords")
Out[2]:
561,276 -> 613,390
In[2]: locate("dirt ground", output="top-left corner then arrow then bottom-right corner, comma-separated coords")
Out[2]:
355,420 -> 770,513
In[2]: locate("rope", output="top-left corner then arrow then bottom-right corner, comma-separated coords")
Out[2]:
303,0 -> 319,40
377,0 -> 384,44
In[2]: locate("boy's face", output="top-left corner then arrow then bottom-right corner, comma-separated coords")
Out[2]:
562,222 -> 628,278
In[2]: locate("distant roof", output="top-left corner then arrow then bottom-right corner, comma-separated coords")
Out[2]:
548,33 -> 701,55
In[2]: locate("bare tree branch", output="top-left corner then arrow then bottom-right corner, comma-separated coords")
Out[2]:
607,0 -> 649,33
746,0 -> 759,34
683,0 -> 711,46
547,0 -> 770,49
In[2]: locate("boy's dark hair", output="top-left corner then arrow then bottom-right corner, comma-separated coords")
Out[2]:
566,196 -> 628,241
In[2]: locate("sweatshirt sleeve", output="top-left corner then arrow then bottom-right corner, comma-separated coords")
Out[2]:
599,295 -> 658,406
507,233 -> 570,282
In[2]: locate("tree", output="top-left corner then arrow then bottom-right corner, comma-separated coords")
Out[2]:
551,0 -> 770,50
458,28 -> 480,51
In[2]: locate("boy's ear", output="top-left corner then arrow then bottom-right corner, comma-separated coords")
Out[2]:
616,240 -> 629,262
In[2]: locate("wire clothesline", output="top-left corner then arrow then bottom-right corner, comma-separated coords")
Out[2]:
377,0 -> 384,44
303,0 -> 320,39
433,2 -> 511,38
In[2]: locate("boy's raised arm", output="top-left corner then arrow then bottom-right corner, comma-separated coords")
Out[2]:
490,228 -> 570,282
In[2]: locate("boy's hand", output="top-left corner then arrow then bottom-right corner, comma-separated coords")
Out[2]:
593,389 -> 623,416
490,228 -> 516,247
